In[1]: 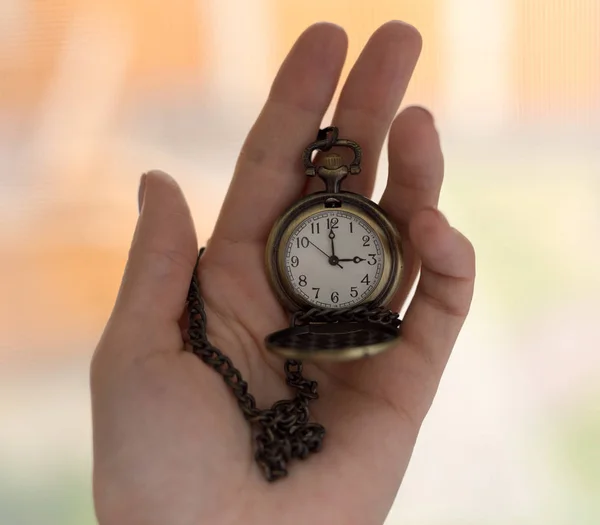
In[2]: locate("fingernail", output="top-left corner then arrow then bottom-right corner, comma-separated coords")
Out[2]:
138,173 -> 147,213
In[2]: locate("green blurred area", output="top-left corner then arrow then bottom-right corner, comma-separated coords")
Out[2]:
0,468 -> 94,525
443,152 -> 600,320
555,396 -> 600,525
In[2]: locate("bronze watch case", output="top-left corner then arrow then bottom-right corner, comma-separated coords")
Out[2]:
264,128 -> 404,361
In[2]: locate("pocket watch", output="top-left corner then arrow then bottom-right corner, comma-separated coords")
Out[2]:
264,127 -> 404,361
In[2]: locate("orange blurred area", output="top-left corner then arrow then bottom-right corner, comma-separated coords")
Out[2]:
515,0 -> 600,119
1,242 -> 125,354
0,0 -> 207,110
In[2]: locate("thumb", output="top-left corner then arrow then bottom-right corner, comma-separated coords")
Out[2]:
113,170 -> 198,324
401,208 -> 475,371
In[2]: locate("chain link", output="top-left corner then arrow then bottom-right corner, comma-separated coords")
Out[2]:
185,247 -> 399,481
315,126 -> 339,150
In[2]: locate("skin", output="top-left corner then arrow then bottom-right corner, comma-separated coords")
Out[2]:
90,21 -> 476,525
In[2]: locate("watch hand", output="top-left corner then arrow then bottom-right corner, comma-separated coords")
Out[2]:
329,227 -> 336,257
337,256 -> 366,263
308,240 -> 343,268
308,240 -> 329,258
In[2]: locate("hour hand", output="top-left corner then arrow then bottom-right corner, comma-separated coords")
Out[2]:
337,256 -> 366,263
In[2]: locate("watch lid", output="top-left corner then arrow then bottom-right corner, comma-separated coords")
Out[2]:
265,320 -> 401,362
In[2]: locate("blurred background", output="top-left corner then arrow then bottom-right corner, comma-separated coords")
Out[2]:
0,0 -> 599,524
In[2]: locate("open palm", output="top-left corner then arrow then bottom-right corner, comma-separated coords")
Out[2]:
91,22 -> 475,525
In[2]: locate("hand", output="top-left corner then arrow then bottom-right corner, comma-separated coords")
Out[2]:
337,256 -> 366,263
329,226 -> 336,257
91,21 -> 475,525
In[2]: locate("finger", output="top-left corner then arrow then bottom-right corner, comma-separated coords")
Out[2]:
379,106 -> 444,310
341,209 -> 474,430
402,208 -> 475,372
113,170 -> 198,324
212,23 -> 348,245
304,20 -> 422,197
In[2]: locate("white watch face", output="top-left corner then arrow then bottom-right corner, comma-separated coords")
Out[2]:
283,209 -> 385,308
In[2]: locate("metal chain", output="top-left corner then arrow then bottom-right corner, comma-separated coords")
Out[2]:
185,247 -> 399,482
292,305 -> 401,328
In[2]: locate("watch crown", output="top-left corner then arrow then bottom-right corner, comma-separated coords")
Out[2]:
323,153 -> 343,170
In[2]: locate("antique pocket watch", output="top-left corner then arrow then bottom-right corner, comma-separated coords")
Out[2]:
264,127 -> 404,361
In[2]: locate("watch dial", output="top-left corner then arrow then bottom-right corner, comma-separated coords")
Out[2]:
283,210 -> 385,308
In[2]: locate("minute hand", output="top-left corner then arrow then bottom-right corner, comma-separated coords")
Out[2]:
329,227 -> 336,257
